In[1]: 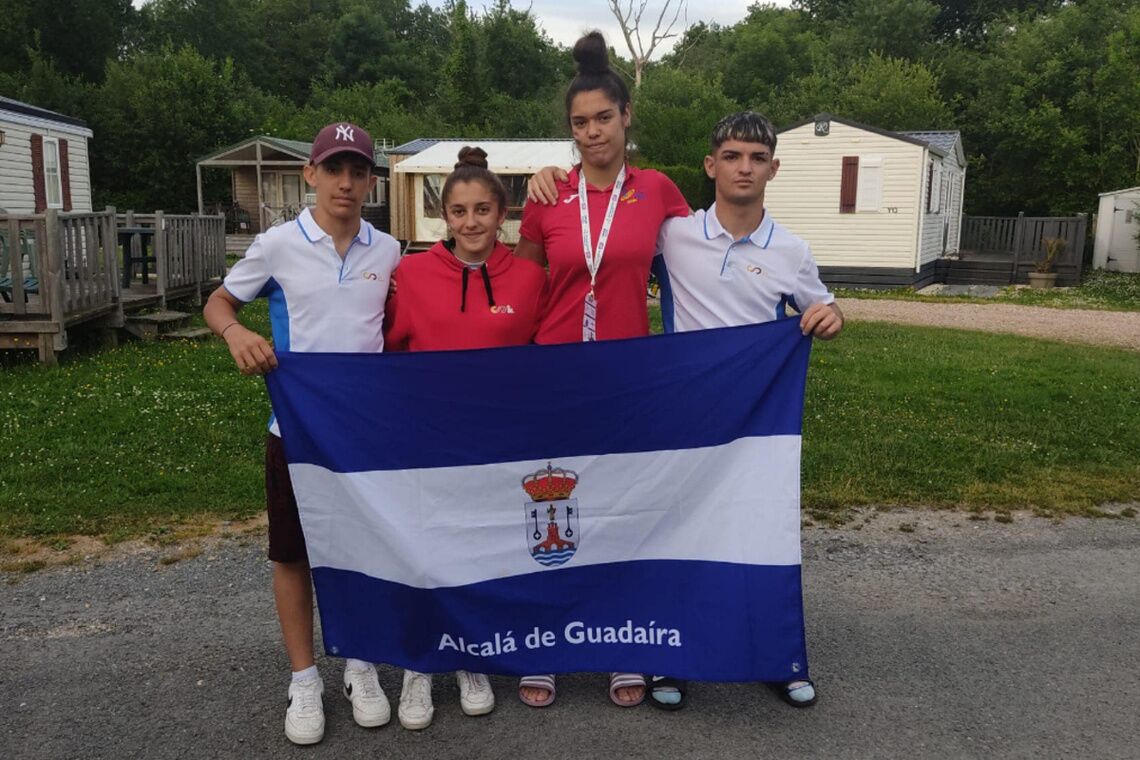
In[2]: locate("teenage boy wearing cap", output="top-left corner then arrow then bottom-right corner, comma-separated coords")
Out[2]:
204,122 -> 401,745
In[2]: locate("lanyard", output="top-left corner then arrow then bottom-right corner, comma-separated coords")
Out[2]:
579,165 -> 626,296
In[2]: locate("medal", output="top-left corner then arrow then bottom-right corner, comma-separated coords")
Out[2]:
579,165 -> 626,342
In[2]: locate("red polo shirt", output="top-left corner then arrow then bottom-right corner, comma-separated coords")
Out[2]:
519,165 -> 690,344
384,240 -> 547,351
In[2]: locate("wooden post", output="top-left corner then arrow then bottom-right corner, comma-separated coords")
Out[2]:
43,209 -> 67,360
196,164 -> 205,215
155,210 -> 167,308
192,216 -> 204,305
255,142 -> 265,233
1010,211 -> 1025,284
6,215 -> 26,316
1074,213 -> 1088,282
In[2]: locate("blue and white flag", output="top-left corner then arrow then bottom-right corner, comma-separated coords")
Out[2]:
266,318 -> 812,682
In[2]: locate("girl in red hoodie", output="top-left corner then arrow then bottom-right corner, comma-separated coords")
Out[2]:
383,147 -> 547,729
384,147 -> 547,353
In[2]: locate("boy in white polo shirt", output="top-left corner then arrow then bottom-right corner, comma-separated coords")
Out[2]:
653,110 -> 842,339
649,110 -> 841,709
203,122 -> 401,745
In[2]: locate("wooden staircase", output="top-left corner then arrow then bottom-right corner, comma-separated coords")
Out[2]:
124,310 -> 213,341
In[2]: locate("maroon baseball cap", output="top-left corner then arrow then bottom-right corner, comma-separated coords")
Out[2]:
310,122 -> 375,167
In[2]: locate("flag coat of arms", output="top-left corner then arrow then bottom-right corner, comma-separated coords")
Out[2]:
265,318 -> 812,682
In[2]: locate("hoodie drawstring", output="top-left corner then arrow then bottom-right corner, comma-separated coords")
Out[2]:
480,263 -> 495,307
460,263 -> 495,312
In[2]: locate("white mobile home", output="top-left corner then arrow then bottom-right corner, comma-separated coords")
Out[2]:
388,138 -> 575,246
0,96 -> 93,214
765,114 -> 966,288
1092,187 -> 1140,273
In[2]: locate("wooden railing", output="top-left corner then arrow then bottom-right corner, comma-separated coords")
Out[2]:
1,208 -> 225,323
1,210 -> 118,321
155,212 -> 226,298
960,213 -> 1087,268
1,214 -> 47,317
957,213 -> 1088,285
58,210 -> 120,318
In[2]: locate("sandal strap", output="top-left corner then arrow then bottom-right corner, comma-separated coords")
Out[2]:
519,674 -> 555,691
609,672 -> 646,691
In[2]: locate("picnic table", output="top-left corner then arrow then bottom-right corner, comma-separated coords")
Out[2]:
119,226 -> 157,288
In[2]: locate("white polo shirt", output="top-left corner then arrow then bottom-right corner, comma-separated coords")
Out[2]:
653,204 -> 834,333
223,207 -> 401,433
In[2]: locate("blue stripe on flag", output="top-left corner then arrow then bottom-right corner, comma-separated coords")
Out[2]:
265,318 -> 811,473
312,560 -> 809,682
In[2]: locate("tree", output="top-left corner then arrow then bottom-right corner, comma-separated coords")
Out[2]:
321,0 -> 447,96
481,0 -> 564,99
829,0 -> 939,61
841,54 -> 951,130
607,0 -> 689,88
0,0 -> 134,82
712,6 -> 825,109
765,54 -> 949,130
438,1 -> 489,130
89,45 -> 264,211
274,79 -> 438,147
634,66 -> 736,166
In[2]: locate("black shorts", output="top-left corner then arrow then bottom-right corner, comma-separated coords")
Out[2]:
265,434 -> 309,564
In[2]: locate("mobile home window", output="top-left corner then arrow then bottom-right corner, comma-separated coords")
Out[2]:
856,158 -> 883,212
43,137 -> 63,208
423,174 -> 443,219
502,175 -> 528,220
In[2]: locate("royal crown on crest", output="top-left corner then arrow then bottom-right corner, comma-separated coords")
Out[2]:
521,462 -> 579,502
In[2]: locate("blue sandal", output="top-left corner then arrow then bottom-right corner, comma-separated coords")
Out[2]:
648,675 -> 687,710
778,678 -> 817,707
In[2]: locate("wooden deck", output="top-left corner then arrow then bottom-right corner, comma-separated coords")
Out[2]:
0,208 -> 225,363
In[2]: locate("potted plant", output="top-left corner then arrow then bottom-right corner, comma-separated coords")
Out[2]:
1028,236 -> 1064,288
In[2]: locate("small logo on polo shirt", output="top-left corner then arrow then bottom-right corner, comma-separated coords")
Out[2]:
361,271 -> 379,280
746,265 -> 763,275
563,194 -> 579,204
335,124 -> 355,141
490,304 -> 516,314
619,188 -> 646,204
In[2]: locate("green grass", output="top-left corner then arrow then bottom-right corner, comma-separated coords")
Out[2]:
836,270 -> 1140,312
1,303 -> 1138,540
0,302 -> 272,538
801,322 -> 1140,515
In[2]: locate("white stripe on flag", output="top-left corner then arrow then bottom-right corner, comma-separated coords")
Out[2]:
291,434 -> 802,589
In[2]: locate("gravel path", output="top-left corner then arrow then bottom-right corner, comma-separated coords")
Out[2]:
3,508 -> 1139,760
837,299 -> 1140,351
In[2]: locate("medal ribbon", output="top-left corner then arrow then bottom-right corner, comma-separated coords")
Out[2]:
579,164 -> 626,297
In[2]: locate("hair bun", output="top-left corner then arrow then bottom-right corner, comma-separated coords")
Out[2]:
572,31 -> 610,76
455,146 -> 489,170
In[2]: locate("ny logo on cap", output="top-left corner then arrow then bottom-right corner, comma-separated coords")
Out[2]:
335,124 -> 355,142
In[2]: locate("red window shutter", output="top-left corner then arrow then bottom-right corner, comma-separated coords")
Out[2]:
59,138 -> 72,211
839,156 -> 858,213
31,134 -> 47,213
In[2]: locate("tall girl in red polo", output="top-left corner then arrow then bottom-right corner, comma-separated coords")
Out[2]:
513,32 -> 690,707
383,147 -> 547,728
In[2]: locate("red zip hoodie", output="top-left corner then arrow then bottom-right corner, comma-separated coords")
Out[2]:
384,240 -> 548,351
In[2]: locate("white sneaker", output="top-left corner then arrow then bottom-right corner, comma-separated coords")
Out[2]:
456,670 -> 495,716
285,677 -> 325,745
398,670 -> 434,730
343,664 -> 391,727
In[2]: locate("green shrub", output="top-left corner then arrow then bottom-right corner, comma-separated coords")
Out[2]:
638,162 -> 714,211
